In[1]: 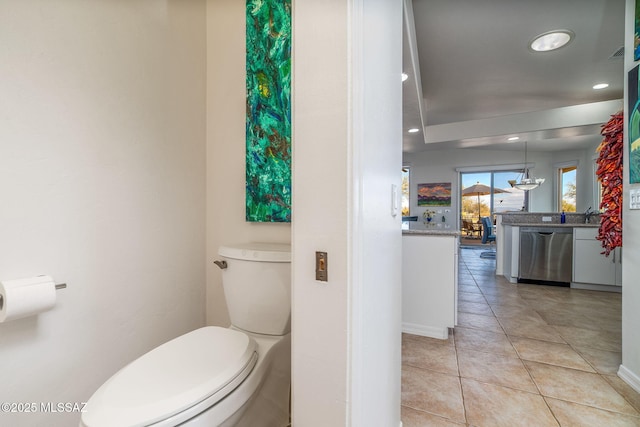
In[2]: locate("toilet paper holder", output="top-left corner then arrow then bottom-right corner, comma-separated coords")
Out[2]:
0,283 -> 66,310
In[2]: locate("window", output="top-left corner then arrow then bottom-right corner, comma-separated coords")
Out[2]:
557,164 -> 577,212
593,158 -> 602,211
401,167 -> 410,216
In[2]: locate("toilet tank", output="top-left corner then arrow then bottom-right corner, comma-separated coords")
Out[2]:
218,243 -> 291,335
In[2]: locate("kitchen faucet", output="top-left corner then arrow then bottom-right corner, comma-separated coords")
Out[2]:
584,207 -> 598,224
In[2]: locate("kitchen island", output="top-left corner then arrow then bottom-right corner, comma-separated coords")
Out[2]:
402,222 -> 460,339
496,212 -> 620,292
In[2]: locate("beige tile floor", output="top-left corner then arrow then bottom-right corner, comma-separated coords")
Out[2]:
401,246 -> 640,427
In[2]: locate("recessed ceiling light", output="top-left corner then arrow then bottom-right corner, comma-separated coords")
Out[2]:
529,30 -> 574,52
402,73 -> 409,82
408,128 -> 420,133
593,83 -> 609,90
507,136 -> 520,141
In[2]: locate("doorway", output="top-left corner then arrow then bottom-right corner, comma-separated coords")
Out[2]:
460,171 -> 527,245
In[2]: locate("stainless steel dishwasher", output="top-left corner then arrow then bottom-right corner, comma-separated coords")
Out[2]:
519,227 -> 573,285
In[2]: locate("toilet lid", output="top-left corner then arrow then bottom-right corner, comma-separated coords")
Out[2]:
82,327 -> 257,427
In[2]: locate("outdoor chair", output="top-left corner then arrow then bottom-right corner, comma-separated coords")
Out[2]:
462,219 -> 473,236
480,216 -> 496,258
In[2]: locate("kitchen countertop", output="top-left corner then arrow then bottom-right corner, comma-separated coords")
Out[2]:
402,229 -> 461,236
497,211 -> 601,227
402,222 -> 461,236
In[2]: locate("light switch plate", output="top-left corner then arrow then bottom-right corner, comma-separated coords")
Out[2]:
315,251 -> 328,282
391,184 -> 398,217
630,188 -> 640,210
542,216 -> 552,222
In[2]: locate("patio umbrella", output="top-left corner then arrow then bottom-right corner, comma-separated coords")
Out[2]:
461,182 -> 509,222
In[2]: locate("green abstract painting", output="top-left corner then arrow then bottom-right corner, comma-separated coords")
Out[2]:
246,0 -> 292,222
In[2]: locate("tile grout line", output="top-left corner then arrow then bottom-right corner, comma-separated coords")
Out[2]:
451,328 -> 469,426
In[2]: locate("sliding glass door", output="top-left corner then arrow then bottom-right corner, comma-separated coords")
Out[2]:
460,170 -> 527,227
493,171 -> 527,213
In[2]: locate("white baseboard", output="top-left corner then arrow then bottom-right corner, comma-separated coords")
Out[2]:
402,322 -> 449,340
571,282 -> 622,293
618,364 -> 640,394
503,275 -> 517,284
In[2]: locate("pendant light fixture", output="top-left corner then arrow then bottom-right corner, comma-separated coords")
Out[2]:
509,141 -> 545,191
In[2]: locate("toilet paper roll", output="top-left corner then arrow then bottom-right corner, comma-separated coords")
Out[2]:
0,276 -> 57,323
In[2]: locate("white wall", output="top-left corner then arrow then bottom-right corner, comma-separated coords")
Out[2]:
620,0 -> 640,393
404,145 -> 601,221
293,0 -> 402,425
205,0 -> 291,328
350,1 -> 403,424
0,1 -> 207,426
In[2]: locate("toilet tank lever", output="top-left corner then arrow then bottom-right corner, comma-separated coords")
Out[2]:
213,260 -> 228,270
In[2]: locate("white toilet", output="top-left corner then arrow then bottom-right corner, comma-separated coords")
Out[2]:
81,242 -> 292,427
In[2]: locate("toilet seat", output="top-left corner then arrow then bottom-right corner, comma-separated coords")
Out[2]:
81,327 -> 257,427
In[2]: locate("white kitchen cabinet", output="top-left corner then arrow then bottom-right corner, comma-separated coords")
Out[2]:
402,233 -> 458,339
573,227 -> 622,289
501,225 -> 520,283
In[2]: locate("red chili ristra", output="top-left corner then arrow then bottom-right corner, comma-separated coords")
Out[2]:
595,111 -> 623,256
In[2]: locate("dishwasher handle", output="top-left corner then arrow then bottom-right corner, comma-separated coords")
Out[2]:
520,228 -> 573,236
